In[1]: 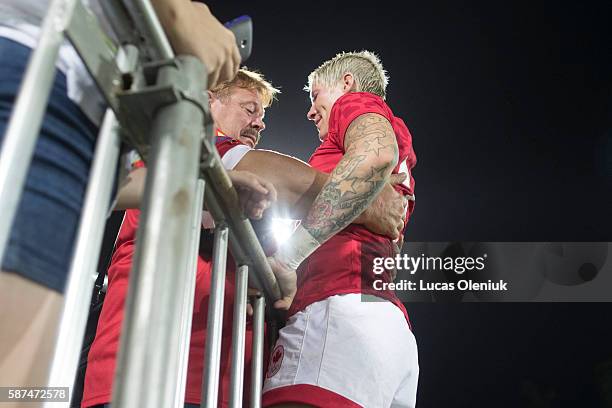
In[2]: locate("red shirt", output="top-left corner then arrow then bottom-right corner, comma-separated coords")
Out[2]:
288,92 -> 417,321
82,138 -> 254,407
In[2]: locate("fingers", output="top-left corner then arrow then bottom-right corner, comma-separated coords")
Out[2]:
215,30 -> 239,85
230,171 -> 277,219
187,3 -> 239,88
232,171 -> 276,199
247,288 -> 262,296
397,233 -> 405,253
273,297 -> 293,310
260,178 -> 278,202
389,172 -> 408,185
267,255 -> 297,310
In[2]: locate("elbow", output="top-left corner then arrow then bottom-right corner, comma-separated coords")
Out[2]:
374,149 -> 399,177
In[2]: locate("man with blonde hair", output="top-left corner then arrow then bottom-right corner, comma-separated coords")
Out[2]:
82,68 -> 281,408
263,51 -> 419,407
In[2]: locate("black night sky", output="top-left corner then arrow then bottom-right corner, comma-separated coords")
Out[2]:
209,0 -> 612,244
204,1 -> 612,407
104,1 -> 612,406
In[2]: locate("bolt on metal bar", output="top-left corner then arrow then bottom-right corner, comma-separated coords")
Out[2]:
229,265 -> 250,408
201,226 -> 229,408
250,295 -> 266,408
174,179 -> 206,407
0,0 -> 79,264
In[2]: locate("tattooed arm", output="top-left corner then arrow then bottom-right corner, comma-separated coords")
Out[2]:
270,113 -> 399,309
302,113 -> 399,242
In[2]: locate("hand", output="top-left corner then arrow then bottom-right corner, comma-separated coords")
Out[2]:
153,1 -> 241,87
246,287 -> 262,316
229,170 -> 277,219
267,255 -> 297,311
355,173 -> 408,240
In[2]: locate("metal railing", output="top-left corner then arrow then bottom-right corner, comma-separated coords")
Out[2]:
0,1 -> 280,407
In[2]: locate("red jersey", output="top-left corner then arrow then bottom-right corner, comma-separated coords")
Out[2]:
82,138 -> 254,407
288,92 -> 417,320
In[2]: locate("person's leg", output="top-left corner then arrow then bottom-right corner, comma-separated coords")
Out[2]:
262,297 -> 364,408
0,37 -> 97,392
0,272 -> 63,387
263,294 -> 417,408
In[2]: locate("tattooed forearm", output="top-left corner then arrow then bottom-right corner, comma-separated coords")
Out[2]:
303,113 -> 399,243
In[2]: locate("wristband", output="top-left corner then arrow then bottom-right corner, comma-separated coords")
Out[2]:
275,225 -> 320,270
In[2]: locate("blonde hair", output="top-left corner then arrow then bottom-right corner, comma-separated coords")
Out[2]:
211,68 -> 280,108
305,51 -> 389,99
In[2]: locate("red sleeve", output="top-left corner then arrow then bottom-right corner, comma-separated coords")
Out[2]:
215,137 -> 247,157
329,92 -> 392,150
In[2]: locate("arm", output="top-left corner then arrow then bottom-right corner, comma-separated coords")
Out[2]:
230,148 -> 406,238
353,173 -> 408,240
115,145 -> 400,235
114,167 -> 146,211
228,170 -> 277,219
271,113 -> 399,309
302,113 -> 398,242
113,150 -> 326,219
233,150 -> 329,219
151,0 -> 240,87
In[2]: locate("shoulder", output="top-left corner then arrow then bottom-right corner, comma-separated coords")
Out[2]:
330,92 -> 392,146
333,92 -> 388,119
215,136 -> 252,170
215,136 -> 248,156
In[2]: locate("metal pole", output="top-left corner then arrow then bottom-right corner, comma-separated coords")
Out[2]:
201,226 -> 229,408
229,265 -> 249,408
44,109 -> 120,394
174,179 -> 206,407
112,57 -> 205,408
43,46 -> 137,405
250,296 -> 265,408
0,0 -> 78,263
127,0 -> 174,59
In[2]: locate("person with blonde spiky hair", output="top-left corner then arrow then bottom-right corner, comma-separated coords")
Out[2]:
263,51 -> 419,407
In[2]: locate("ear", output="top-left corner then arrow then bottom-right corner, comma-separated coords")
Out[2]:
208,91 -> 220,126
342,73 -> 355,92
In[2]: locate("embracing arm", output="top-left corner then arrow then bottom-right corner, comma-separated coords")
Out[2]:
270,113 -> 399,309
114,150 -> 328,219
114,131 -> 401,236
301,113 -> 399,243
233,150 -> 328,219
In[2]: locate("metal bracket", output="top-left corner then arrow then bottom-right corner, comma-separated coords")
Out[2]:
66,0 -> 123,113
116,57 -> 209,163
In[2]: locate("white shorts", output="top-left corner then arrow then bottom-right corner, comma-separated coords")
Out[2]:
262,294 -> 419,408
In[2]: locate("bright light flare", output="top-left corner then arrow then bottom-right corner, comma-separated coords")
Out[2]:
271,218 -> 297,244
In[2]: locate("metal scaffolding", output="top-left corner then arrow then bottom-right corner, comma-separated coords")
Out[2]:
0,1 -> 280,407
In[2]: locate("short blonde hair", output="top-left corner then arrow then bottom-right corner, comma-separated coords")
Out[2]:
211,68 -> 280,108
305,51 -> 389,99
